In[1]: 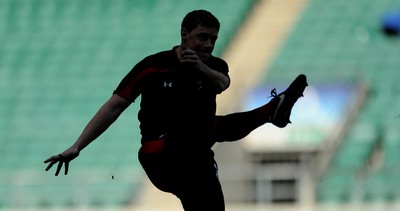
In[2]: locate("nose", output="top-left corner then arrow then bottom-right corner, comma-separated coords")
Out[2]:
204,38 -> 214,49
203,38 -> 211,47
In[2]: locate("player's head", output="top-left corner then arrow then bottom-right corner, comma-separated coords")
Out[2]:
180,10 -> 220,61
181,10 -> 220,33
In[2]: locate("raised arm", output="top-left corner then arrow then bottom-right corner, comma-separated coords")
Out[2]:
44,94 -> 131,175
195,61 -> 230,92
179,46 -> 230,92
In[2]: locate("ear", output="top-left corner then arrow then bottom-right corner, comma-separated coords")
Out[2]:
181,28 -> 189,41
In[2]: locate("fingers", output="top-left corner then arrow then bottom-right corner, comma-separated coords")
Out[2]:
180,45 -> 195,56
181,52 -> 197,58
44,154 -> 67,176
45,161 -> 55,171
44,155 -> 59,171
55,161 -> 63,176
179,45 -> 199,65
45,159 -> 65,176
44,155 -> 57,163
180,51 -> 198,64
65,162 -> 69,175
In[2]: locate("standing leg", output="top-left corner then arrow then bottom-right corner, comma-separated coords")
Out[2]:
140,152 -> 225,211
174,160 -> 225,211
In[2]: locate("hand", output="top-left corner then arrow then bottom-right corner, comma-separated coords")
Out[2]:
44,147 -> 80,176
179,46 -> 201,67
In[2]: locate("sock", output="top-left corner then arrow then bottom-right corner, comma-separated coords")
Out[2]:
256,97 -> 279,120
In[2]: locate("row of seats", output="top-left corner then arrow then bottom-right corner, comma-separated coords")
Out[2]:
318,126 -> 400,202
262,0 -> 400,203
0,168 -> 141,207
0,0 -> 257,208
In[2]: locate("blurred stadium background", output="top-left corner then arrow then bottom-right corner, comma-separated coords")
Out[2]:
1,0 -> 400,210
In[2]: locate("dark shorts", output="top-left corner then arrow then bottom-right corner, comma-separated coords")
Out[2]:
138,139 -> 225,211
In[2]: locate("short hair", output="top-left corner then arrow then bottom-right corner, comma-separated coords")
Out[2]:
181,10 -> 220,32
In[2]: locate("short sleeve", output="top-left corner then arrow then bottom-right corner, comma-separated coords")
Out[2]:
113,58 -> 152,102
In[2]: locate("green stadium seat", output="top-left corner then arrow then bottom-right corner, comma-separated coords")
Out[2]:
382,127 -> 400,166
317,170 -> 357,203
0,0 -> 257,208
331,123 -> 378,169
263,0 -> 400,203
362,168 -> 400,202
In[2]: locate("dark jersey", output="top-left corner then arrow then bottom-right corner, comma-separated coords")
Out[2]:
114,47 -> 229,150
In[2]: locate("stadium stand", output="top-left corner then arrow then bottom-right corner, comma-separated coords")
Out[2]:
261,0 -> 400,204
0,0 -> 256,208
3,0 -> 400,209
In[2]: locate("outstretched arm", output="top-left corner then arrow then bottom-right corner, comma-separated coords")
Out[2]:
44,94 -> 131,175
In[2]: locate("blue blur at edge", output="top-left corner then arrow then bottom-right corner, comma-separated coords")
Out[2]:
243,81 -> 359,150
